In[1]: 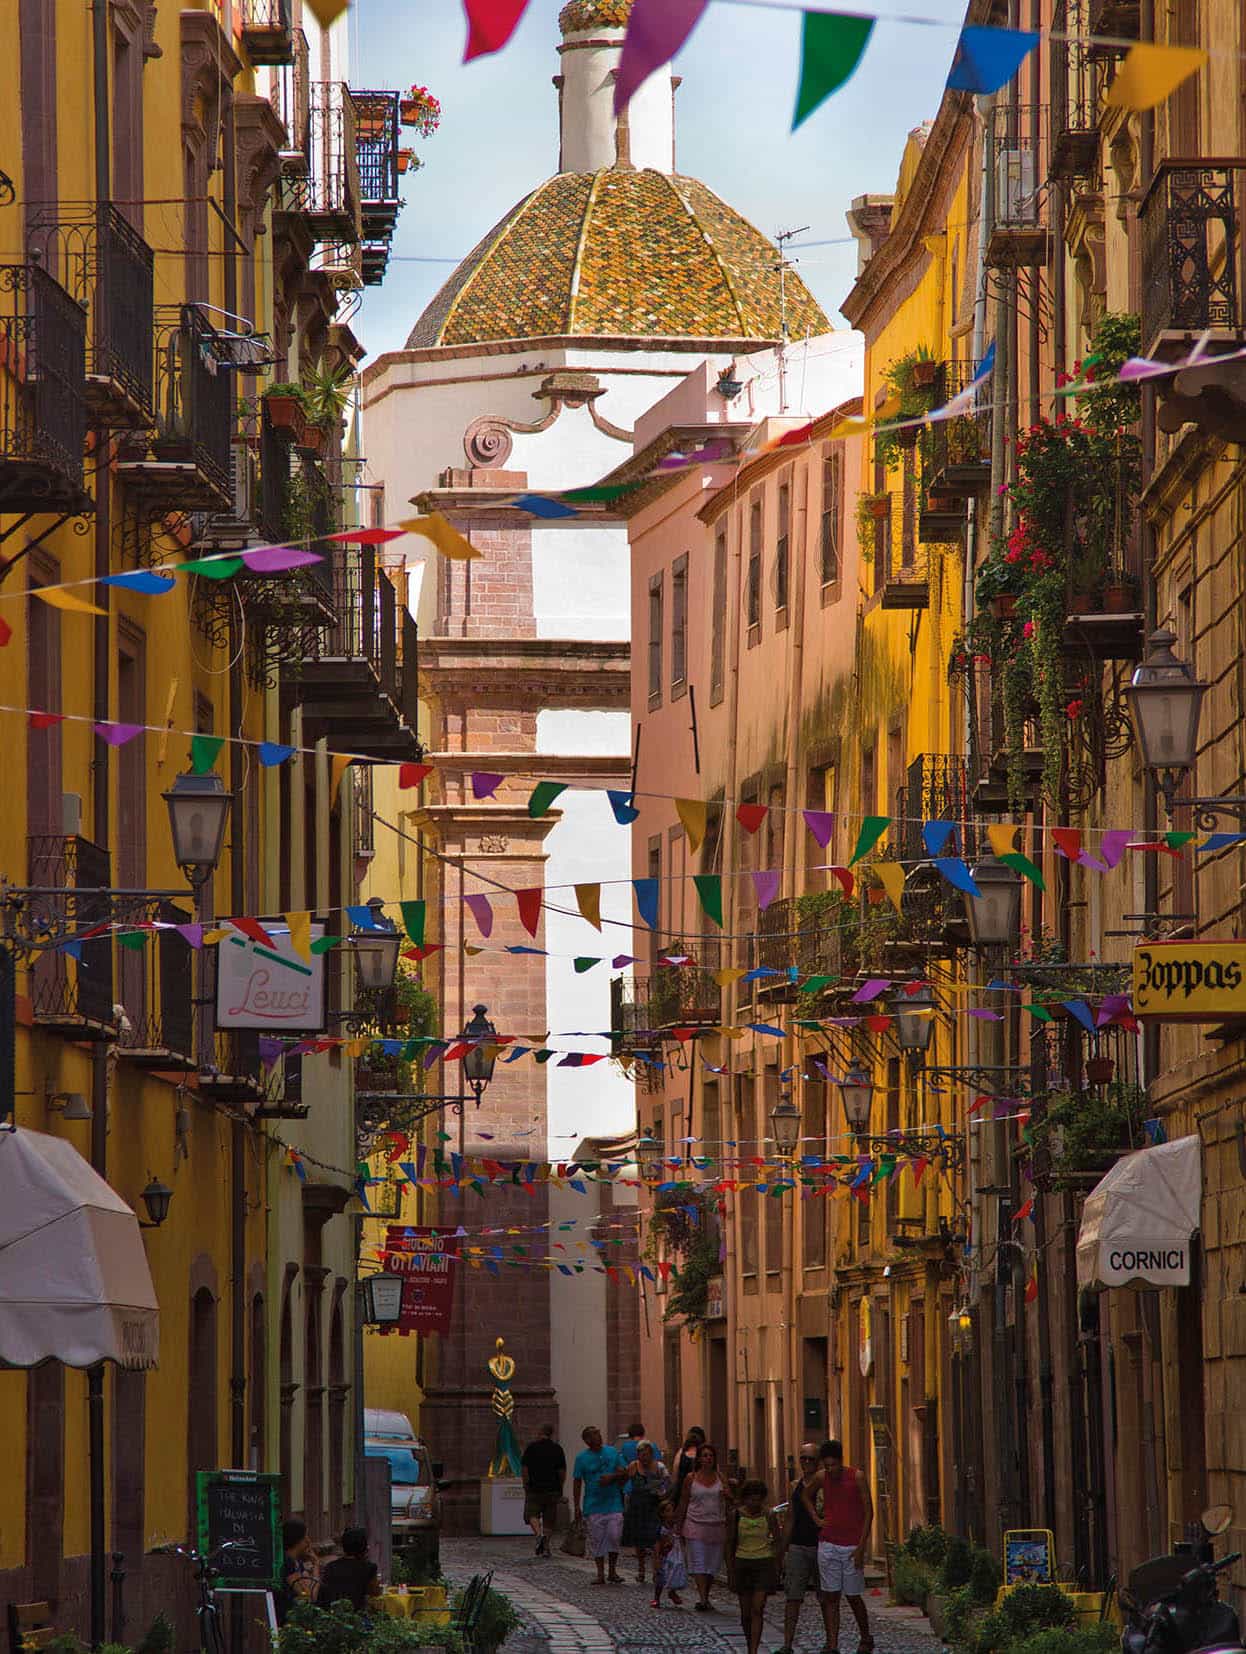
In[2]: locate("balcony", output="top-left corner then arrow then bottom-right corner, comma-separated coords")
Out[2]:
117,900 -> 195,1070
1141,160 -> 1246,358
0,264 -> 91,517
920,363 -> 991,497
894,755 -> 979,951
747,896 -> 850,996
240,0 -> 295,65
201,1030 -> 266,1108
1050,0 -> 1100,182
26,835 -> 115,1039
611,976 -> 661,1054
28,204 -> 155,426
255,1053 -> 308,1120
280,82 -> 361,245
273,28 -> 311,164
986,107 -> 1050,268
1088,0 -> 1139,49
116,305 -> 234,511
352,90 -> 403,286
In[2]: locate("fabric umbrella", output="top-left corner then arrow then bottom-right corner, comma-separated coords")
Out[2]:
0,1126 -> 159,1368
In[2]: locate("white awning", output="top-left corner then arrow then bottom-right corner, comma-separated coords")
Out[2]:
1076,1134 -> 1201,1291
0,1126 -> 159,1369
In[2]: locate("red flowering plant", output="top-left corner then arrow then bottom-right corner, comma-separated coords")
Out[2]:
399,84 -> 442,138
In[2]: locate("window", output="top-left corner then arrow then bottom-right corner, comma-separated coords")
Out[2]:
775,481 -> 790,612
861,743 -> 877,820
747,498 -> 763,632
703,1080 -> 721,1158
647,837 -> 662,973
738,1075 -> 758,1274
821,447 -> 842,586
888,723 -> 905,821
885,1058 -> 902,1229
901,448 -> 917,568
671,554 -> 688,692
803,1085 -> 828,1268
648,573 -> 664,704
710,527 -> 728,704
764,784 -> 785,872
764,1069 -> 782,1289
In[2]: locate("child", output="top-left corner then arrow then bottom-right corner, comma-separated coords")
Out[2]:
651,1498 -> 687,1609
726,1479 -> 782,1654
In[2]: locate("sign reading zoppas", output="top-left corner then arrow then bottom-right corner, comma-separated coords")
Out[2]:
1133,941 -> 1246,1021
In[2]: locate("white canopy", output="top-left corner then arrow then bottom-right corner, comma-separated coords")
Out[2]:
1076,1133 -> 1202,1292
0,1126 -> 159,1368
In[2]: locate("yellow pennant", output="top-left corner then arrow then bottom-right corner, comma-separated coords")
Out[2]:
987,824 -> 1019,858
715,1025 -> 746,1040
34,586 -> 105,615
304,0 -> 350,24
1105,43 -> 1206,111
575,883 -> 603,930
202,928 -> 231,946
825,413 -> 871,440
346,1037 -> 370,1058
285,910 -> 312,962
714,966 -> 747,987
464,943 -> 485,956
675,798 -> 708,854
873,862 -> 906,914
330,753 -> 353,806
399,513 -> 481,562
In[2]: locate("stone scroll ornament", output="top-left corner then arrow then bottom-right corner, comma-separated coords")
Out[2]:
487,1336 -> 523,1478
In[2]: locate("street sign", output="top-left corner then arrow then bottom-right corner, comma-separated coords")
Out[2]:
195,1469 -> 282,1591
1132,940 -> 1246,1022
215,922 -> 326,1031
381,1226 -> 458,1335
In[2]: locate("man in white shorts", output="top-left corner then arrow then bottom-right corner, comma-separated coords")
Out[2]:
802,1439 -> 875,1654
572,1424 -> 627,1584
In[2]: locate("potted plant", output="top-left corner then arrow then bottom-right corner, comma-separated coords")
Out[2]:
974,551 -> 1024,618
298,424 -> 326,458
397,149 -> 418,175
865,494 -> 890,519
263,382 -> 308,443
1085,1054 -> 1115,1085
913,357 -> 940,389
399,84 -> 442,137
1102,569 -> 1139,613
303,361 -> 354,430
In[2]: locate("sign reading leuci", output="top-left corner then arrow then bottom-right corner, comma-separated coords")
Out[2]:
1132,940 -> 1246,1022
216,921 -> 326,1032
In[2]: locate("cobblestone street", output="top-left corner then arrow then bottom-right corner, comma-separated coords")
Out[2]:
442,1538 -> 943,1654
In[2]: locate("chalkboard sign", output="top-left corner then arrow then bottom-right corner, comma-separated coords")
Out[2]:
195,1470 -> 282,1591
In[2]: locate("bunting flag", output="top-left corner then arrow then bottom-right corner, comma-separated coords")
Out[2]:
471,771 -> 504,800
529,781 -> 567,817
241,546 -> 321,574
802,810 -> 835,848
573,957 -> 599,974
516,888 -> 542,938
331,753 -> 353,806
1104,42 -> 1207,111
512,494 -> 577,519
1025,1271 -> 1039,1304
285,912 -> 312,963
935,856 -> 980,896
180,556 -> 243,580
347,904 -> 381,931
792,12 -> 876,128
1001,851 -> 1046,890
923,821 -> 956,856
305,0 -> 348,24
190,734 -> 224,775
104,570 -> 175,594
737,803 -> 768,834
34,587 -> 106,614
29,711 -> 63,730
95,722 -> 143,747
850,816 -> 889,864
676,797 -> 708,854
873,862 -> 906,913
945,24 -> 1039,93
399,513 -> 481,560
1197,833 -> 1246,853
462,0 -> 531,58
693,874 -> 724,928
751,870 -> 781,912
614,0 -> 709,115
575,884 -> 603,930
399,762 -> 433,790
633,878 -> 660,929
715,966 -> 747,987
608,790 -> 639,825
232,917 -> 276,949
464,894 -> 493,937
1053,827 -> 1082,861
259,742 -> 295,767
1081,829 -> 1131,872
987,824 -> 1018,858
400,901 -> 427,947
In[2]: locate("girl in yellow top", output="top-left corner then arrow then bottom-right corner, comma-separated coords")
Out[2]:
726,1479 -> 783,1654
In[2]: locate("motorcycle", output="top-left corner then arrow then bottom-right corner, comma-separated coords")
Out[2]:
1121,1507 -> 1243,1654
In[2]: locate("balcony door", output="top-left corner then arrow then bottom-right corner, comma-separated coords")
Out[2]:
118,625 -> 148,1033
27,558 -> 63,1013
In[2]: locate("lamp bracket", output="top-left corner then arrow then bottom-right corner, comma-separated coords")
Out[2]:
1183,797 -> 1246,833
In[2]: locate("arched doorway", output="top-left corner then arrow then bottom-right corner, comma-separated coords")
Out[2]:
187,1283 -> 218,1532
279,1266 -> 297,1511
328,1291 -> 346,1535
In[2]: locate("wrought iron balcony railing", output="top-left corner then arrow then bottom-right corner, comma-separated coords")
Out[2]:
281,82 -> 361,244
920,362 -> 991,498
240,0 -> 295,65
1140,160 -> 1246,358
273,28 -> 311,163
352,90 -> 403,273
987,106 -> 1050,268
863,492 -> 933,608
1088,0 -> 1139,48
117,899 -> 195,1069
117,305 -> 234,509
0,264 -> 91,516
897,755 -> 980,865
1050,0 -> 1100,181
202,1029 -> 266,1106
26,835 -> 115,1035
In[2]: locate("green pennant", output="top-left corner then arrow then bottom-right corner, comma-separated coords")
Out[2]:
1001,851 -> 1046,891
180,556 -> 243,580
850,815 -> 890,865
872,1154 -> 896,1184
190,734 -> 225,776
528,781 -> 567,818
1025,1002 -> 1054,1023
793,12 -> 876,129
310,935 -> 342,954
117,930 -> 147,951
562,481 -> 645,504
573,957 -> 600,974
1165,831 -> 1197,848
692,873 -> 724,928
799,975 -> 834,995
534,1050 -> 555,1064
400,900 -> 426,947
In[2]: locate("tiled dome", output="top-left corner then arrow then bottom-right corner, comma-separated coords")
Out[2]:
407,169 -> 830,349
558,0 -> 633,31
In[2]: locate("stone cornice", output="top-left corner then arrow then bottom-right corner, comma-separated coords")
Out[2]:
425,751 -> 632,781
420,637 -> 630,708
698,397 -> 864,525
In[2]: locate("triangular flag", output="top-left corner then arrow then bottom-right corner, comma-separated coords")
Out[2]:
1052,828 -> 1082,861
34,586 -> 106,614
923,821 -> 956,856
462,0 -> 530,59
104,570 -> 175,594
464,894 -> 493,937
945,25 -> 1039,93
399,513 -> 481,560
693,874 -> 723,928
676,798 -> 708,854
529,781 -> 567,817
471,771 -> 504,800
232,917 -> 276,949
615,0 -> 709,114
573,957 -> 600,974
178,556 -> 243,580
400,901 -> 426,947
327,527 -> 407,545
935,857 -> 981,896
802,810 -> 835,849
737,803 -> 768,834
987,824 -> 1019,858
95,722 -> 144,747
258,742 -> 295,767
1001,851 -> 1046,891
607,790 -> 639,825
190,734 -> 224,776
873,862 -> 906,913
633,879 -> 660,929
516,888 -> 542,937
399,762 -> 433,790
1104,43 -> 1207,111
331,754 -> 352,806
240,546 -> 321,574
792,12 -> 875,128
850,816 -> 889,864
304,0 -> 348,24
714,966 -> 747,987
286,912 -> 311,962
1025,1272 -> 1039,1304
575,884 -> 602,930
29,711 -> 64,730
511,494 -> 577,519
751,870 -> 781,912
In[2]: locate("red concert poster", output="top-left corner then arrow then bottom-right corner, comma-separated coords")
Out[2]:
381,1226 -> 459,1335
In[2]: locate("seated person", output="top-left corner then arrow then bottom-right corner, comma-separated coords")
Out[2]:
276,1519 -> 318,1624
318,1528 -> 383,1611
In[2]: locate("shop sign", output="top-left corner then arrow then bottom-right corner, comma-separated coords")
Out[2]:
706,1275 -> 725,1320
382,1225 -> 459,1335
216,921 -> 326,1031
1132,941 -> 1246,1022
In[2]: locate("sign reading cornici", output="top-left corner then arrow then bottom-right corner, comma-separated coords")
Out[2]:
1132,941 -> 1246,1021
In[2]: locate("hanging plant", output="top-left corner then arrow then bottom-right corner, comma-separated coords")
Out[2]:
874,347 -> 940,470
398,84 -> 442,137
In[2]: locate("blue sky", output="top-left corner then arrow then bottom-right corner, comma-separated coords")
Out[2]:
349,0 -> 969,359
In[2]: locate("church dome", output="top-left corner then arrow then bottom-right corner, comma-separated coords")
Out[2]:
558,0 -> 633,32
407,168 -> 830,350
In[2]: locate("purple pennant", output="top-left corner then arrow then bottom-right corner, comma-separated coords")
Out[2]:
176,923 -> 205,950
471,771 -> 504,800
240,546 -> 322,574
802,809 -> 835,849
1118,356 -> 1170,382
611,954 -> 639,968
463,894 -> 493,937
852,978 -> 891,1003
1079,829 -> 1132,872
751,870 -> 781,912
615,0 -> 709,114
1097,993 -> 1131,1027
966,1007 -> 1003,1021
258,1036 -> 285,1069
95,722 -> 144,747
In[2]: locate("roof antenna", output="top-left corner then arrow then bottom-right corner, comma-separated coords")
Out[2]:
775,225 -> 809,413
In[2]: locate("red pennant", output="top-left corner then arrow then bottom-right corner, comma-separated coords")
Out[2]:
516,887 -> 542,937
776,419 -> 815,448
865,1014 -> 892,1033
736,803 -> 768,834
442,1041 -> 469,1061
399,762 -> 433,790
385,1133 -> 410,1164
969,1093 -> 991,1116
655,1259 -> 674,1280
329,528 -> 406,544
232,917 -> 276,949
403,944 -> 444,962
1052,827 -> 1082,861
829,866 -> 854,897
29,710 -> 64,729
911,1156 -> 929,1187
1025,1274 -> 1039,1303
1014,1198 -> 1034,1223
463,0 -> 531,60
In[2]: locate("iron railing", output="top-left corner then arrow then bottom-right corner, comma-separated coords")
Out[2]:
400,608 -> 420,733
354,764 -> 375,859
117,899 -> 195,1065
274,28 -> 311,161
152,304 -> 235,497
897,755 -> 980,865
26,835 -> 114,1031
611,966 -> 721,1036
1088,0 -> 1139,45
311,545 -> 399,703
240,0 -> 295,64
1050,0 -> 1099,180
920,362 -> 991,497
1140,161 -> 1246,355
749,896 -> 849,985
282,82 -> 361,243
0,264 -> 90,515
352,90 -> 402,232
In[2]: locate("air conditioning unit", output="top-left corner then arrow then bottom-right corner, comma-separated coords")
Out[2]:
995,147 -> 1037,226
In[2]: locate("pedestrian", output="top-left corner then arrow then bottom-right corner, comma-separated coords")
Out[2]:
671,1424 -> 706,1495
275,1519 -> 318,1624
802,1438 -> 875,1654
318,1528 -> 383,1611
521,1423 -> 566,1557
675,1440 -> 729,1611
621,1439 -> 669,1583
774,1441 -> 825,1654
726,1478 -> 782,1654
618,1419 -> 647,1466
572,1424 -> 628,1585
651,1498 -> 687,1609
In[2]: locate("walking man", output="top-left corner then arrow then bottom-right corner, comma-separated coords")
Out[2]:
618,1420 -> 646,1466
775,1442 -> 824,1654
802,1439 -> 875,1654
521,1424 -> 566,1557
573,1425 -> 628,1585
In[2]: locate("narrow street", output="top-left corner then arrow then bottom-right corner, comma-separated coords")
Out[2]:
442,1539 -> 943,1654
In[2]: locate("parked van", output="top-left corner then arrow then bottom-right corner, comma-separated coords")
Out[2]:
363,1408 -> 442,1579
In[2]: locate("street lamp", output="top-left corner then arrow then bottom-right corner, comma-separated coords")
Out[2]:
462,1004 -> 496,1105
893,983 -> 936,1062
635,1134 -> 663,1179
162,772 -> 232,887
770,1094 -> 802,1154
138,1177 -> 173,1229
361,1272 -> 405,1327
838,1063 -> 874,1135
352,898 -> 402,993
1126,628 -> 1208,816
964,856 -> 1022,950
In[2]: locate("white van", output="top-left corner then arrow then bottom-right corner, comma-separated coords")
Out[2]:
363,1408 -> 443,1579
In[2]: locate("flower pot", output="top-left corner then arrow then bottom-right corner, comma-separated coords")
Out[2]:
1069,591 -> 1095,615
1085,1056 -> 1115,1085
264,393 -> 306,443
989,593 -> 1018,619
397,150 -> 416,174
1102,582 -> 1135,613
298,424 -> 326,457
399,99 -> 419,124
913,360 -> 939,389
152,434 -> 193,462
867,498 -> 890,519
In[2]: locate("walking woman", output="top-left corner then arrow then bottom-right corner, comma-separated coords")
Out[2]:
727,1480 -> 782,1654
621,1440 -> 669,1583
676,1441 -> 730,1611
672,1425 -> 706,1497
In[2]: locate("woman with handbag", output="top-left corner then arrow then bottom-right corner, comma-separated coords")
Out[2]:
620,1441 -> 669,1583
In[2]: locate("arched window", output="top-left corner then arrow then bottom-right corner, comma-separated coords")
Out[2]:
328,1295 -> 346,1535
279,1271 -> 296,1510
187,1286 -> 218,1532
250,1293 -> 266,1471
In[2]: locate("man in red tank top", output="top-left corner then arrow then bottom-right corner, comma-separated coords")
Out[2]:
800,1439 -> 875,1654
